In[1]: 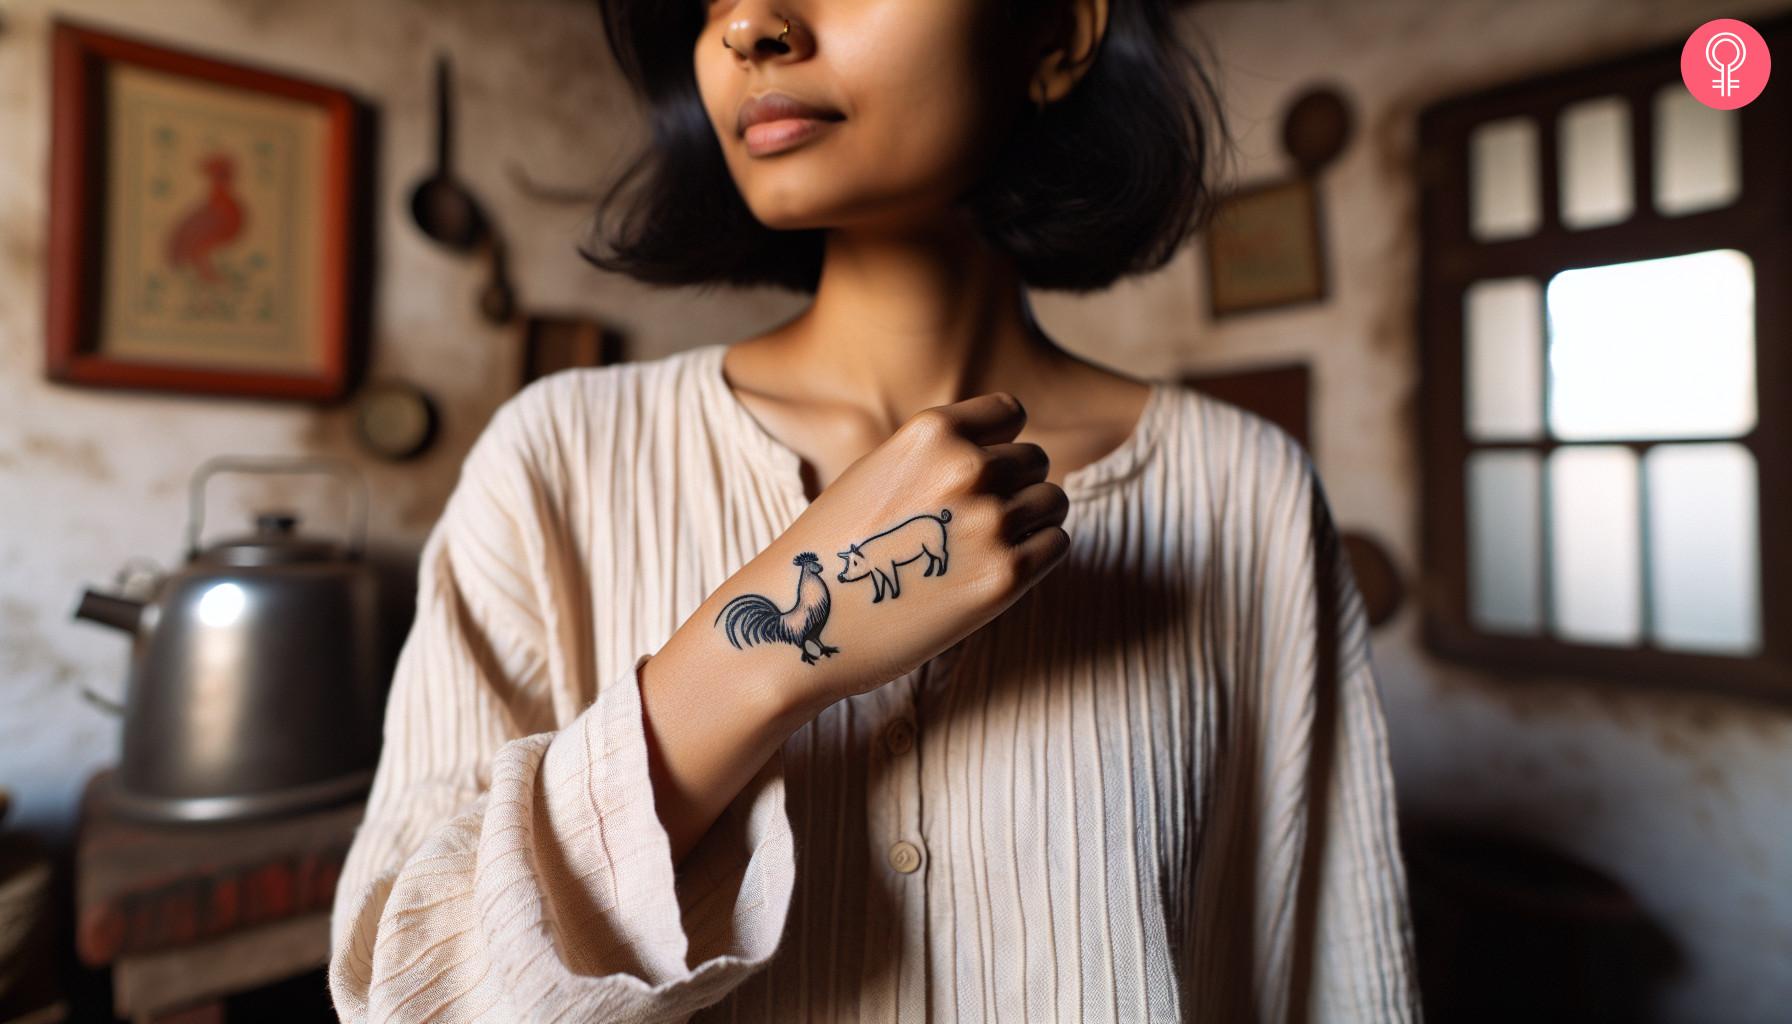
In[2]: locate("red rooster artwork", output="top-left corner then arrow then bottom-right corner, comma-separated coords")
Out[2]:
163,152 -> 246,283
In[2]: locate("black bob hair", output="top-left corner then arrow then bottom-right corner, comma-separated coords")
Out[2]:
579,0 -> 1226,295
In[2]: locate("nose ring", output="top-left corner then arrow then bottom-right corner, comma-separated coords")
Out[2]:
723,17 -> 791,54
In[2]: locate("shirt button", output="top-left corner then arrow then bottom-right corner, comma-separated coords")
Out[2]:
887,840 -> 924,874
884,718 -> 916,755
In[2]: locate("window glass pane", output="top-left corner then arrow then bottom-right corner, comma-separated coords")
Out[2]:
1647,444 -> 1761,654
1465,278 -> 1543,440
1549,446 -> 1641,645
1470,117 -> 1541,240
1655,85 -> 1741,216
1467,451 -> 1542,633
1545,249 -> 1756,440
1558,96 -> 1633,229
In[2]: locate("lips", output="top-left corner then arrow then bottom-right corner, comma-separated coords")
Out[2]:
736,92 -> 845,138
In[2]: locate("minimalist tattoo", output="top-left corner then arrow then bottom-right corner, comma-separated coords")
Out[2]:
715,552 -> 840,665
836,508 -> 953,603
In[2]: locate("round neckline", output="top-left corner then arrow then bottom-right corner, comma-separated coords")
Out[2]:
698,342 -> 1167,510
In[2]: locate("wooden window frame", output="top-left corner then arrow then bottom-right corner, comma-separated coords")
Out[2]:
1415,17 -> 1792,703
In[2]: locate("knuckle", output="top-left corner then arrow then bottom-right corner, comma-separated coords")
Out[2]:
996,505 -> 1025,545
904,407 -> 955,444
997,502 -> 1022,538
999,498 -> 1035,538
941,448 -> 987,492
1039,526 -> 1072,562
973,490 -> 1008,530
948,492 -> 993,541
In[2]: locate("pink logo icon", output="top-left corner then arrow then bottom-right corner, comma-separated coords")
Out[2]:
1681,19 -> 1770,110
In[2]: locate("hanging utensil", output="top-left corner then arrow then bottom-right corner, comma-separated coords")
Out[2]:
479,232 -> 516,324
408,54 -> 488,250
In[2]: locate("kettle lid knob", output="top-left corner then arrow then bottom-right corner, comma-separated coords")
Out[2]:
256,512 -> 300,535
197,510 -> 339,566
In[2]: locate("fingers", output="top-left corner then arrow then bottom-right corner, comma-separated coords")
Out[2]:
933,392 -> 1027,446
1013,523 -> 1071,583
1001,479 -> 1070,543
981,442 -> 1051,491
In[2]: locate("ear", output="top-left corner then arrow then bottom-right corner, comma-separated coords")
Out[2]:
1030,0 -> 1110,107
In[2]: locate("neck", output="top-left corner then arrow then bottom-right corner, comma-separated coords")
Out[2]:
777,208 -> 1066,432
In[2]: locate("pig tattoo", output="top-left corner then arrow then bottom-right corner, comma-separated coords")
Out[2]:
836,508 -> 953,603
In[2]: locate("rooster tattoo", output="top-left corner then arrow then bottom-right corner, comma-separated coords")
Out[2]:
715,552 -> 841,665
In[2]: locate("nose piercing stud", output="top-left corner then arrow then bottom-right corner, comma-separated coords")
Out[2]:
723,17 -> 791,53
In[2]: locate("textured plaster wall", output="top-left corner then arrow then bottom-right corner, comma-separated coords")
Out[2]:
1,0 -> 1788,1018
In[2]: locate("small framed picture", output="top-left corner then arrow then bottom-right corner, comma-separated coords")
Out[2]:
1203,177 -> 1328,318
518,314 -> 622,389
44,20 -> 368,401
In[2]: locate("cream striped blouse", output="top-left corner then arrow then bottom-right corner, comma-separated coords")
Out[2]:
328,342 -> 1420,1022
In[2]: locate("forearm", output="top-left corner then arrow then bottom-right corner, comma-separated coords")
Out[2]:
640,548 -> 843,868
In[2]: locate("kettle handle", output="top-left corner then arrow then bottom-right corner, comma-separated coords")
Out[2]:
187,455 -> 370,560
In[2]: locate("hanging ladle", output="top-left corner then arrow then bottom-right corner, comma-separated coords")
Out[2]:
408,54 -> 488,251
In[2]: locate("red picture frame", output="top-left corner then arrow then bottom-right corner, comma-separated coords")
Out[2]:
44,20 -> 368,401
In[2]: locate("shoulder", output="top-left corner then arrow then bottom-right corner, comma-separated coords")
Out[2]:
1156,381 -> 1317,512
423,347 -> 720,607
464,345 -> 720,486
432,346 -> 717,555
1164,384 -> 1370,675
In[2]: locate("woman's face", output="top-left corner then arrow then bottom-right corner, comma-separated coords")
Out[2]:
694,0 -> 1027,231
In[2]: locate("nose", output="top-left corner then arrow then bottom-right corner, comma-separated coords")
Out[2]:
722,5 -> 812,64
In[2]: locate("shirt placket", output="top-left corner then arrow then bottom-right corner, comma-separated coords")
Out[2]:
862,639 -> 967,1024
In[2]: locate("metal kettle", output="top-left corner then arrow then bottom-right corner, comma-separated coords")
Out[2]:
73,456 -> 385,823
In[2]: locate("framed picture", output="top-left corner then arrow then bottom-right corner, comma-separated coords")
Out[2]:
1181,361 -> 1312,453
1203,177 -> 1328,318
45,20 -> 368,401
518,314 -> 622,390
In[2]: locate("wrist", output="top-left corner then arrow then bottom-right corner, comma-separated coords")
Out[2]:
755,667 -> 835,732
656,602 -> 831,734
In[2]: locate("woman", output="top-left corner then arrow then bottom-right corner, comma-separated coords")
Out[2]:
329,0 -> 1419,1020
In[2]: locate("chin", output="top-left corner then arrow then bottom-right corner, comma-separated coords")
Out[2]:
743,183 -> 941,235
747,206 -> 829,231
738,183 -> 850,231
